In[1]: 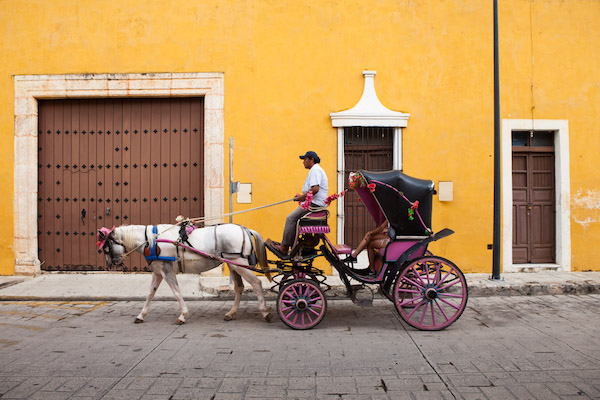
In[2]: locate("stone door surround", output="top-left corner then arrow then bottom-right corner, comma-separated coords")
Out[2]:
14,73 -> 224,275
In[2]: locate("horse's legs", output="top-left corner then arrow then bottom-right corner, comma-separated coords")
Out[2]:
160,262 -> 190,325
135,271 -> 163,323
231,266 -> 272,322
224,267 -> 244,321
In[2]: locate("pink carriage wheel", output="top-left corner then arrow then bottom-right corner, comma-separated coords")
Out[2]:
277,279 -> 327,330
381,250 -> 433,302
381,271 -> 418,307
393,256 -> 468,331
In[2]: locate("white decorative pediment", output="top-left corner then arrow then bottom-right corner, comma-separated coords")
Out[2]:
330,71 -> 410,127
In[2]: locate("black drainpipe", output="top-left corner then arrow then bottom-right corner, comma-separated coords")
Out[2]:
492,0 -> 502,280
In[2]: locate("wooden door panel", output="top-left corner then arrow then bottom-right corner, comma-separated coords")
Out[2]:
532,247 -> 553,262
38,98 -> 204,271
512,151 -> 555,264
513,247 -> 528,264
513,189 -> 528,203
513,205 -> 529,244
531,189 -> 554,203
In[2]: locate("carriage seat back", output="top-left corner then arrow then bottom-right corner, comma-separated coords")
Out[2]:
297,210 -> 330,235
382,238 -> 427,263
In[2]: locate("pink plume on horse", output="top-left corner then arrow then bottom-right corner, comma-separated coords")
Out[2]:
96,226 -> 115,248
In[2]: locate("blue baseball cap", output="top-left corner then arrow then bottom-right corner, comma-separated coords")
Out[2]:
299,151 -> 319,160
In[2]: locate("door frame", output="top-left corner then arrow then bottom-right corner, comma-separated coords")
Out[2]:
501,119 -> 570,272
13,73 -> 224,275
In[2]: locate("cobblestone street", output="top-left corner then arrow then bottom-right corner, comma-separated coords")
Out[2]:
0,295 -> 599,399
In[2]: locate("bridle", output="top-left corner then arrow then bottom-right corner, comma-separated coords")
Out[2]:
97,226 -> 126,268
97,226 -> 152,268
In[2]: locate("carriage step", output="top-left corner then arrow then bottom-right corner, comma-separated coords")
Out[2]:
349,285 -> 373,307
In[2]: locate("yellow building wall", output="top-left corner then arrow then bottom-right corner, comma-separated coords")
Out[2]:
0,0 -> 598,275
499,0 -> 600,272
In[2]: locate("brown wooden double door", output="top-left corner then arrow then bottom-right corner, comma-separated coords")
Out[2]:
38,98 -> 205,271
512,151 -> 555,263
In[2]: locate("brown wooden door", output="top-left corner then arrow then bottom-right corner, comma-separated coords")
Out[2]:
343,127 -> 393,248
38,98 -> 204,271
512,152 -> 555,263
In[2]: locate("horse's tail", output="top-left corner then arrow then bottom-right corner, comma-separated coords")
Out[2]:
250,229 -> 272,282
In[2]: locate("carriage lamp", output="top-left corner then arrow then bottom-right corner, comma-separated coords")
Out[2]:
438,181 -> 453,201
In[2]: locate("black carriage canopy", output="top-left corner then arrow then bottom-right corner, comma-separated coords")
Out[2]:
358,170 -> 435,238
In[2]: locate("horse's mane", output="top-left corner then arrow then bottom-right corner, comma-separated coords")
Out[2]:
117,225 -> 144,251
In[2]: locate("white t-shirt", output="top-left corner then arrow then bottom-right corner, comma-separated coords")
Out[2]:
302,163 -> 328,207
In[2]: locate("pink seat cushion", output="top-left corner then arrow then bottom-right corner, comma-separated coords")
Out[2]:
333,244 -> 352,254
304,211 -> 328,219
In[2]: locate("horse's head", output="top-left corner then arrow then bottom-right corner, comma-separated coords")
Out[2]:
97,226 -> 125,267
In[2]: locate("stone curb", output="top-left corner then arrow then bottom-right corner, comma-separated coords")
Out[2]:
1,281 -> 598,302
467,281 -> 600,297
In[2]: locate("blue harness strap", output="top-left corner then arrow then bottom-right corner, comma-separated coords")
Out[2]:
145,226 -> 177,263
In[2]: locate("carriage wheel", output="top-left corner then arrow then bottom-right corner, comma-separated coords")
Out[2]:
277,279 -> 327,330
393,256 -> 468,331
381,274 -> 419,308
381,250 -> 433,302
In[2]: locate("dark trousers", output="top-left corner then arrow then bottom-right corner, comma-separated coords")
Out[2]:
282,206 -> 311,247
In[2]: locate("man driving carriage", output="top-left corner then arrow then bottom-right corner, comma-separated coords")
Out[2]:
268,150 -> 328,255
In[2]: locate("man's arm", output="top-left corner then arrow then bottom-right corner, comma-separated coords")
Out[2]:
294,185 -> 320,201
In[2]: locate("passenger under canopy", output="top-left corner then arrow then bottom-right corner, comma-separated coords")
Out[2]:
356,170 -> 435,239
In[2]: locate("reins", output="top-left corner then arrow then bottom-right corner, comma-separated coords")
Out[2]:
187,198 -> 295,225
116,198 -> 295,261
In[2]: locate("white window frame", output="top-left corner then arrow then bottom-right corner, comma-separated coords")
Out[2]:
335,127 -> 403,244
13,73 -> 224,275
501,119 -> 570,272
330,71 -> 409,245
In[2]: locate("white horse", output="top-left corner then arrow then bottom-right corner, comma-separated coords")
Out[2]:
97,224 -> 272,325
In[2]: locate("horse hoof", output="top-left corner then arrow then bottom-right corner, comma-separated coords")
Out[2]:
134,318 -> 144,324
175,319 -> 185,325
224,315 -> 233,321
264,312 -> 272,322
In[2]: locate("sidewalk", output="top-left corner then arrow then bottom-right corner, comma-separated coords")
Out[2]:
0,271 -> 599,301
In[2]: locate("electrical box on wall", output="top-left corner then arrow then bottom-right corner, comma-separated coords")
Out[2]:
438,181 -> 453,201
237,183 -> 252,204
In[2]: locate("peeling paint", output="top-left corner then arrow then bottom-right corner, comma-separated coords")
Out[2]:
572,190 -> 600,230
573,216 -> 597,230
572,189 -> 600,210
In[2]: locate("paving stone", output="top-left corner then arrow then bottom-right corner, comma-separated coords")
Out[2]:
504,385 -> 535,400
246,384 -> 286,397
522,383 -> 562,400
458,393 -> 488,400
101,389 -> 144,400
287,388 -> 317,398
1,377 -> 53,398
171,387 -> 218,399
0,297 -> 597,399
212,394 -> 244,400
412,391 -> 454,400
480,386 -> 517,399
573,382 -> 600,397
29,391 -> 74,400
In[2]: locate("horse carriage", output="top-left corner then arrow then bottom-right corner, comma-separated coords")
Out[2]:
97,170 -> 468,330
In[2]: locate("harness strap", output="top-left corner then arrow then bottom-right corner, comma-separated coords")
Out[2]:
240,225 -> 247,254
214,225 -> 219,256
156,239 -> 258,269
145,226 -> 177,263
243,227 -> 258,266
